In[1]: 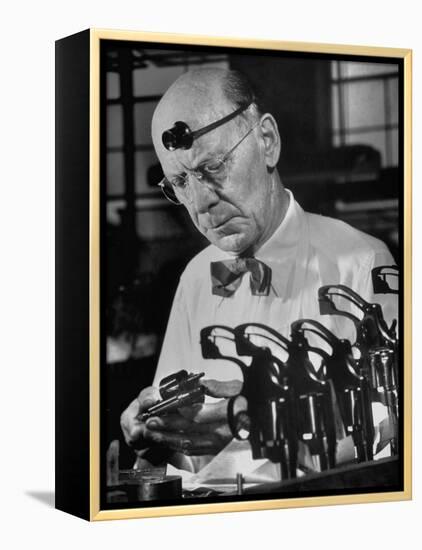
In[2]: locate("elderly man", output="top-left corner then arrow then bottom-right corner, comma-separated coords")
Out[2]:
121,68 -> 397,484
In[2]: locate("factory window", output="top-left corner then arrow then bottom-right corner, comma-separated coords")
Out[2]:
331,61 -> 399,167
105,48 -> 229,211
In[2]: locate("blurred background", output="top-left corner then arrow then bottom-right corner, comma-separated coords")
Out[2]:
101,41 -> 400,467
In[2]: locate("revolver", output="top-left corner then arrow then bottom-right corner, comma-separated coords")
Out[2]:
318,283 -> 399,455
138,370 -> 205,422
318,284 -> 398,383
200,323 -> 299,480
290,319 -> 374,463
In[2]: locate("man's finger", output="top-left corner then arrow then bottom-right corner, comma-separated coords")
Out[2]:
143,429 -> 193,453
175,427 -> 233,456
137,386 -> 161,412
146,414 -> 228,435
179,399 -> 229,423
144,426 -> 232,456
145,413 -> 193,432
121,400 -> 147,447
201,379 -> 243,398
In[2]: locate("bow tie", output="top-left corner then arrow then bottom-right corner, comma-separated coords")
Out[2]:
210,258 -> 272,297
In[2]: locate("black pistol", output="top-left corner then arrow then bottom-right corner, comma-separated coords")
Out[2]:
138,370 -> 205,422
290,319 -> 374,463
318,283 -> 399,455
234,323 -> 299,480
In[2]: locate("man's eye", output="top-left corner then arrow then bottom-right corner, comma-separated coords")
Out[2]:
170,175 -> 187,188
203,159 -> 224,174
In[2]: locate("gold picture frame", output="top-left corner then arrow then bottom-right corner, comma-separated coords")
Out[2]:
55,28 -> 412,521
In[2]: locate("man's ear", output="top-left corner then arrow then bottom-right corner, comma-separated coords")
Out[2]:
259,113 -> 281,169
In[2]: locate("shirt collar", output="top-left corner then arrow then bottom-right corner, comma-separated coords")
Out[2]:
254,189 -> 302,297
255,189 -> 300,261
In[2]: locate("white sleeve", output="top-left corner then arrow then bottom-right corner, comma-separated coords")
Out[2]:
153,280 -> 193,386
151,278 -> 207,474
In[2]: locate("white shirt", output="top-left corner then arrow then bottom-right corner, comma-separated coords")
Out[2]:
152,191 -> 398,485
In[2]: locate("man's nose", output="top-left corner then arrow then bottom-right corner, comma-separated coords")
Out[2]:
188,175 -> 219,213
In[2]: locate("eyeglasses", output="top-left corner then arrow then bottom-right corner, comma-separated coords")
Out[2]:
158,121 -> 260,205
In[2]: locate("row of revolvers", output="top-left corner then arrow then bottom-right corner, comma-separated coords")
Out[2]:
199,265 -> 399,480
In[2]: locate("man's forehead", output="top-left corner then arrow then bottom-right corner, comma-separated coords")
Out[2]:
155,87 -> 228,130
151,70 -> 233,147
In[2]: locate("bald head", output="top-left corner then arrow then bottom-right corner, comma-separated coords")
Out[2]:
151,68 -> 258,156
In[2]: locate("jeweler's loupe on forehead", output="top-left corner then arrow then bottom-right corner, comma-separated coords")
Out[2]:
161,102 -> 253,152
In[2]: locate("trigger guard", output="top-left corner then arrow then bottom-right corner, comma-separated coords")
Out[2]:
228,396 -> 250,440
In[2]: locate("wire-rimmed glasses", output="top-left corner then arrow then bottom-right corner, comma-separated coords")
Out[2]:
158,121 -> 260,205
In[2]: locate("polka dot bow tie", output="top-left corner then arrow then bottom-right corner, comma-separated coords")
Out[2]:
210,258 -> 272,298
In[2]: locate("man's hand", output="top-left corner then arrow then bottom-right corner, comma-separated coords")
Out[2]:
120,379 -> 243,457
120,385 -> 163,450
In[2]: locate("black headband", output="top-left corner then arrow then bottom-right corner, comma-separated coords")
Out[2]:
162,102 -> 252,152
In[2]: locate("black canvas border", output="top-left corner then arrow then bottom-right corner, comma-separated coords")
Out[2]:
55,29 -> 91,521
